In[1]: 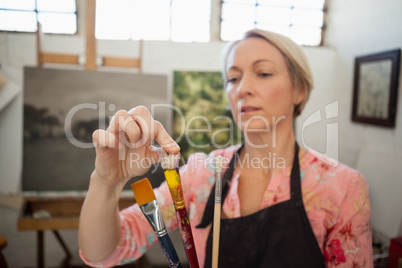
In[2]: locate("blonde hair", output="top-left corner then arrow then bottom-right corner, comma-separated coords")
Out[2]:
222,29 -> 314,117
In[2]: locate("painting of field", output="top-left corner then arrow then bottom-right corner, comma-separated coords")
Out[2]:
172,71 -> 242,161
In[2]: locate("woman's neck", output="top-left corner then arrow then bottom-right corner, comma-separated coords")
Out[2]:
242,126 -> 297,169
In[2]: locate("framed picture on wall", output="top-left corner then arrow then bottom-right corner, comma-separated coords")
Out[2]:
351,49 -> 401,127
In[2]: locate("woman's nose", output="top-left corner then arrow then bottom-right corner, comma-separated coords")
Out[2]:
236,74 -> 255,97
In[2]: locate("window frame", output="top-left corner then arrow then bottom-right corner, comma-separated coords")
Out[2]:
94,0 -> 212,42
0,0 -> 78,35
218,0 -> 329,46
0,0 -> 328,46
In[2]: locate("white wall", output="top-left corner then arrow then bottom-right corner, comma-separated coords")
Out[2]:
325,0 -> 402,242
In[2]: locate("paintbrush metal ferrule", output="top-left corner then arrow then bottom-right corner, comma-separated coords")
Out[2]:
214,156 -> 223,203
214,173 -> 222,203
139,200 -> 167,237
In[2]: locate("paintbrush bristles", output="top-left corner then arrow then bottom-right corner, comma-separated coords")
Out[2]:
131,178 -> 156,206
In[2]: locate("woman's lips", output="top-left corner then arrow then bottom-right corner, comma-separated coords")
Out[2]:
240,106 -> 260,114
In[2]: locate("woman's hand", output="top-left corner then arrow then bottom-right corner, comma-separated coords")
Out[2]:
80,105 -> 179,263
91,105 -> 180,191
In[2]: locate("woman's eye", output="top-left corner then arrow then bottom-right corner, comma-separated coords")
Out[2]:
259,72 -> 272,78
227,77 -> 239,83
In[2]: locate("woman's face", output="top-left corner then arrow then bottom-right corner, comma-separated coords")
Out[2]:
225,37 -> 304,133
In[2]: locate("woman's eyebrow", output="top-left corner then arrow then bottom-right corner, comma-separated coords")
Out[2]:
227,66 -> 242,72
253,59 -> 275,66
227,59 -> 275,72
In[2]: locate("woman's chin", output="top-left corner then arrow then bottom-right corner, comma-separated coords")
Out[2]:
240,123 -> 272,134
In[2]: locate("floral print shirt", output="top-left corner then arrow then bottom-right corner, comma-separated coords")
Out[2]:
80,145 -> 373,268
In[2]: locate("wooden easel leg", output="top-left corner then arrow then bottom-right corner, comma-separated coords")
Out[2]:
37,231 -> 44,268
52,230 -> 72,267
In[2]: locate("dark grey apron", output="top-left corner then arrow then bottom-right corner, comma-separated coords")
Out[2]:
197,144 -> 325,267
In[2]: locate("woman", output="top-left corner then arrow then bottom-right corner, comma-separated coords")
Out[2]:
79,29 -> 372,267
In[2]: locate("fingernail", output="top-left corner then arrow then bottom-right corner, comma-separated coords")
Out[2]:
172,144 -> 180,153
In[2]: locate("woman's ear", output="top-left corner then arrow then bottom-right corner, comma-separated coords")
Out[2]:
293,85 -> 306,106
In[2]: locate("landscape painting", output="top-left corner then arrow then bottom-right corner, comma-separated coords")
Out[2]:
23,67 -> 168,191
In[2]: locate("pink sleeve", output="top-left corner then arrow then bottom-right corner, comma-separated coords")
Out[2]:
80,180 -> 179,267
324,172 -> 373,268
179,152 -> 206,205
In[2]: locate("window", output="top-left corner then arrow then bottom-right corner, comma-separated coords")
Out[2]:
0,0 -> 77,34
0,0 -> 325,45
220,0 -> 326,46
95,0 -> 211,42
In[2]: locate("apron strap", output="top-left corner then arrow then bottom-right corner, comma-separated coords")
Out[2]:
290,142 -> 301,201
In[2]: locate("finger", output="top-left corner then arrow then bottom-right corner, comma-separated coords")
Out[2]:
108,110 -> 142,146
92,129 -> 119,150
146,145 -> 181,168
142,147 -> 161,168
127,106 -> 179,153
127,106 -> 153,148
153,120 -> 180,154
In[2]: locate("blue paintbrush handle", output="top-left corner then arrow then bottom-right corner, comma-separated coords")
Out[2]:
158,233 -> 182,268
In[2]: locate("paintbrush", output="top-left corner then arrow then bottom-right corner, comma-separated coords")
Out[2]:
131,178 -> 182,268
160,151 -> 200,268
212,156 -> 223,268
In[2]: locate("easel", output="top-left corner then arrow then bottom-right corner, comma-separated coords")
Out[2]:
17,195 -> 145,268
